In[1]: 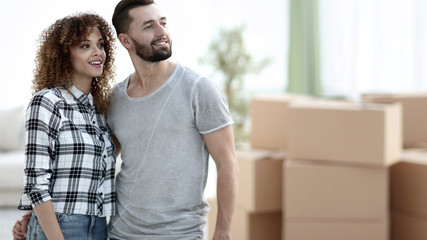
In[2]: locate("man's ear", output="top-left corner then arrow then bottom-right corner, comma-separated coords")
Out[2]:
118,33 -> 132,50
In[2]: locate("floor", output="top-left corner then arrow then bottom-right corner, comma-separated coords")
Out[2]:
0,207 -> 24,239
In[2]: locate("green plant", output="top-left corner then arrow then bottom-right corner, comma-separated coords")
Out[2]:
199,24 -> 271,143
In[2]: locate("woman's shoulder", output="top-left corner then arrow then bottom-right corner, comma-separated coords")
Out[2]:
30,86 -> 66,106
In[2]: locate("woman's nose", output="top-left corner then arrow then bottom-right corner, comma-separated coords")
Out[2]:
92,47 -> 102,57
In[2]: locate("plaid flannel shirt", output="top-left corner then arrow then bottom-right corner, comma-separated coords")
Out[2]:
18,86 -> 116,217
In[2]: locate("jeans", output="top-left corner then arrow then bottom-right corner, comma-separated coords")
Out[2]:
27,213 -> 107,240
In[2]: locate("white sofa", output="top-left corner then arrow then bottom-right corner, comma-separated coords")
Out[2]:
0,106 -> 25,206
0,151 -> 25,206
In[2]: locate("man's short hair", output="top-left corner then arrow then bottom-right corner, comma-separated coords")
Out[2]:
112,0 -> 155,36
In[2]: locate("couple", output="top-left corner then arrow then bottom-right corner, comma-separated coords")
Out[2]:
12,0 -> 238,239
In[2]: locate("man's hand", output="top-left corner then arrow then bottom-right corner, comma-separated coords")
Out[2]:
12,214 -> 31,240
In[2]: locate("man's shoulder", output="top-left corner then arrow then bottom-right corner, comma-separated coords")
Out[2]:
113,76 -> 130,90
178,64 -> 203,79
111,75 -> 131,99
176,64 -> 213,89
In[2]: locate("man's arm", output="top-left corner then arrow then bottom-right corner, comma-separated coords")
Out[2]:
203,125 -> 239,240
12,211 -> 31,240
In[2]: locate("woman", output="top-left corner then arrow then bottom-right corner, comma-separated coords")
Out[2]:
12,12 -> 116,240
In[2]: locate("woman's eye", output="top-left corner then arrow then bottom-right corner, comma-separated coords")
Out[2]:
81,44 -> 89,49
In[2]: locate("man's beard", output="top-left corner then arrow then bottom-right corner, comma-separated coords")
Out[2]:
132,37 -> 172,62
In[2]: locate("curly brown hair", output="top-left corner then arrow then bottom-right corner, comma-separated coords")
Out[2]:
33,12 -> 116,114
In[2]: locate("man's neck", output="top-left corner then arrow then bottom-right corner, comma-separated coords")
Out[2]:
127,58 -> 176,98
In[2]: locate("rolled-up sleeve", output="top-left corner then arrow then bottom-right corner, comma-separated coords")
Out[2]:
19,94 -> 61,209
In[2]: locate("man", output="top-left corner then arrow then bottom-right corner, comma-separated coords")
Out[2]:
12,0 -> 238,239
107,0 -> 238,239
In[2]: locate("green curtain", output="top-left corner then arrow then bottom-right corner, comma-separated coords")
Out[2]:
287,0 -> 322,95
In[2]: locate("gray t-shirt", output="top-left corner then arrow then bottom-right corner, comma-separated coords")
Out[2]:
107,63 -> 233,239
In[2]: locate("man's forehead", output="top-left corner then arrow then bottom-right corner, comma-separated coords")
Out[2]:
129,4 -> 166,23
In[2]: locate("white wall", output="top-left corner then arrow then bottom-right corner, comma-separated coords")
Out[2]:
319,0 -> 427,100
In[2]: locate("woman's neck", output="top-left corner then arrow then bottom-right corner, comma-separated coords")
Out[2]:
71,77 -> 92,95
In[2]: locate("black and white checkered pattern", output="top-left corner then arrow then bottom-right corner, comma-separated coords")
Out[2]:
18,86 -> 116,217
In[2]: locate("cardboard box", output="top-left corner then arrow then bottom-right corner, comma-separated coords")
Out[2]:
237,147 -> 286,212
208,198 -> 282,240
390,149 -> 427,216
391,211 -> 427,240
250,94 -> 311,150
288,101 -> 402,166
233,207 -> 282,240
284,159 -> 388,219
362,93 -> 427,145
284,220 -> 388,240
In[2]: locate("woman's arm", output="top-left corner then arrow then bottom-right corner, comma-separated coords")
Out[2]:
34,201 -> 64,240
21,93 -> 62,238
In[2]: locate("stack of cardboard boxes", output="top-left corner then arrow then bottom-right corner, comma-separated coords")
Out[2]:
207,149 -> 285,240
231,148 -> 285,239
390,148 -> 427,240
285,100 -> 402,240
208,92 -> 427,239
238,95 -> 304,239
363,93 -> 427,240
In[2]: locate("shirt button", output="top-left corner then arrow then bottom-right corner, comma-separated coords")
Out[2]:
93,121 -> 96,124
103,155 -> 107,159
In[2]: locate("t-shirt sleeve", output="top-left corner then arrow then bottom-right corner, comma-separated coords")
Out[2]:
192,77 -> 233,134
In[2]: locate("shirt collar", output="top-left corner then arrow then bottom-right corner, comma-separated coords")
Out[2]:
70,85 -> 94,107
